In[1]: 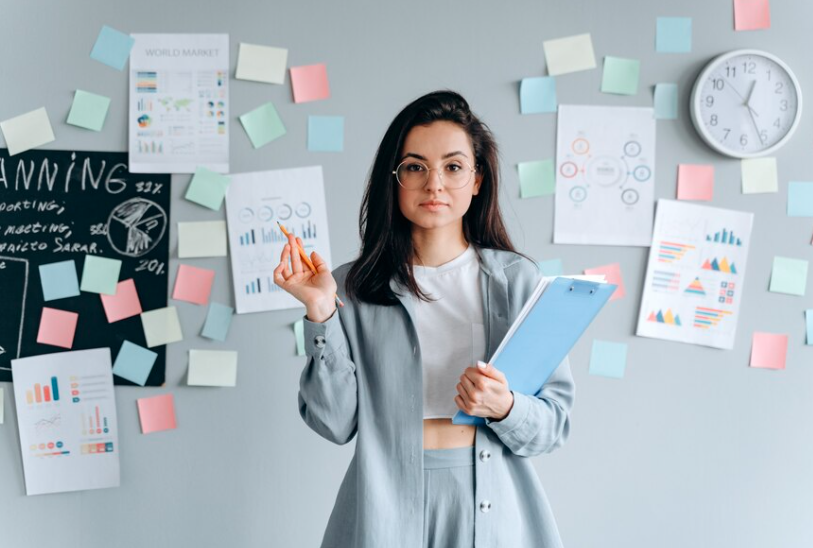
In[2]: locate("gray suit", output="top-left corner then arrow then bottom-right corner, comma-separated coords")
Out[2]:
299,246 -> 575,547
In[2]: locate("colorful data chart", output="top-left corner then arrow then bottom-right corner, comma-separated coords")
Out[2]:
718,281 -> 736,304
647,309 -> 682,326
693,306 -> 733,329
706,228 -> 743,246
652,270 -> 681,293
658,241 -> 696,264
685,277 -> 707,297
701,257 -> 737,274
24,376 -> 60,405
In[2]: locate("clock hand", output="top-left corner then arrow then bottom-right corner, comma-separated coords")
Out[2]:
746,101 -> 765,146
725,79 -> 749,103
744,80 -> 761,117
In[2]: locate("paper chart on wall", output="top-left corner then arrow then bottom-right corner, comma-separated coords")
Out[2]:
554,104 -> 656,246
636,199 -> 754,350
129,34 -> 229,173
225,166 -> 333,314
12,348 -> 120,496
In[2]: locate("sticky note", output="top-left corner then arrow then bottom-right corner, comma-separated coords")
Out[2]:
656,17 -> 692,53
769,256 -> 808,296
741,157 -> 778,194
178,221 -> 228,258
601,56 -> 641,95
66,90 -> 111,131
185,167 -> 230,210
290,63 -> 331,103
0,107 -> 55,156
201,302 -> 234,341
538,258 -> 564,277
750,332 -> 787,370
90,25 -> 135,70
520,77 -> 557,114
100,279 -> 142,323
113,340 -> 157,386
584,263 -> 626,301
39,260 -> 80,301
735,0 -> 771,31
80,255 -> 121,295
140,307 -> 183,347
543,33 -> 597,76
294,319 -> 305,356
518,159 -> 555,198
188,350 -> 238,387
37,307 -> 78,349
677,164 -> 714,201
137,394 -> 177,434
308,116 -> 344,152
787,182 -> 813,217
589,340 -> 627,379
654,83 -> 679,120
172,264 -> 215,305
235,43 -> 288,84
806,310 -> 813,345
239,102 -> 286,148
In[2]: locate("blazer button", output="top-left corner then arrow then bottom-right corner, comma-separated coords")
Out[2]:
479,449 -> 491,462
314,335 -> 326,348
479,500 -> 492,513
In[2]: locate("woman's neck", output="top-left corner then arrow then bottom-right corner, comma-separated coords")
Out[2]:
411,225 -> 469,268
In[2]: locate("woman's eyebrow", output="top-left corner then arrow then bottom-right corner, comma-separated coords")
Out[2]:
400,151 -> 469,161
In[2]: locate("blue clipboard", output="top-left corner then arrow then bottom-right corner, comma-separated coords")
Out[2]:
452,276 -> 616,426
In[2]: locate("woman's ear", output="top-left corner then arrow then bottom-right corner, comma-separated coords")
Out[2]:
473,172 -> 483,196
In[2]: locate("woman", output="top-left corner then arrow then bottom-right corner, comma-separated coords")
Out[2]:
274,91 -> 575,548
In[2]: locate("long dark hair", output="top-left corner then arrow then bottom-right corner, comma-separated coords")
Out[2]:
345,90 -> 525,306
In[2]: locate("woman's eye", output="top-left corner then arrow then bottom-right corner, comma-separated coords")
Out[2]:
406,163 -> 425,172
447,164 -> 462,172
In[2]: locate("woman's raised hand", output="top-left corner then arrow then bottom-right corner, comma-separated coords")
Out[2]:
273,233 -> 337,322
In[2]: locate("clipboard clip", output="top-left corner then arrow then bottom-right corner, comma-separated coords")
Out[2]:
568,280 -> 599,296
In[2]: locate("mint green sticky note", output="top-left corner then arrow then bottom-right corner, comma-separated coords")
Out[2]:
770,256 -> 808,296
656,17 -> 692,53
239,101 -> 286,148
589,340 -> 627,379
294,319 -> 305,356
538,258 -> 563,276
601,56 -> 641,95
518,159 -> 555,198
308,115 -> 344,152
185,166 -> 231,210
654,83 -> 678,120
520,77 -> 557,114
80,255 -> 122,295
67,90 -> 111,131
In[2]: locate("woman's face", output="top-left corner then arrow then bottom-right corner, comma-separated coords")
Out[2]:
396,121 -> 482,233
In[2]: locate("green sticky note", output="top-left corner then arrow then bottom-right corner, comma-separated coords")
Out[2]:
518,159 -> 555,198
67,90 -> 111,131
601,56 -> 640,95
741,157 -> 778,193
294,319 -> 305,356
239,101 -> 286,148
185,166 -> 231,210
80,255 -> 122,295
770,256 -> 808,296
589,340 -> 627,379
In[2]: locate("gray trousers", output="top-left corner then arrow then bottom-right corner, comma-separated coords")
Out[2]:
423,446 -> 475,548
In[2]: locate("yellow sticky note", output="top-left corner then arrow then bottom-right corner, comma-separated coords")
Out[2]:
140,307 -> 183,347
0,107 -> 55,156
188,350 -> 238,387
178,221 -> 228,258
741,157 -> 778,194
543,33 -> 597,76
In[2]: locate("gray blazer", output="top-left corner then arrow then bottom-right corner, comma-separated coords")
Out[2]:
299,246 -> 575,547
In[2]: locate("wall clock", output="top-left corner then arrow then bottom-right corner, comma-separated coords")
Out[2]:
690,49 -> 803,158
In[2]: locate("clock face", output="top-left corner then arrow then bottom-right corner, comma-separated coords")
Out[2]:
693,50 -> 802,158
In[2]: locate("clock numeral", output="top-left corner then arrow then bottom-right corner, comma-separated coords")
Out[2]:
760,130 -> 768,144
705,96 -> 714,107
775,82 -> 784,94
726,66 -> 736,78
710,114 -> 718,126
740,134 -> 748,146
767,69 -> 772,81
712,78 -> 725,90
723,128 -> 731,141
774,118 -> 781,128
742,61 -> 756,74
780,99 -> 789,111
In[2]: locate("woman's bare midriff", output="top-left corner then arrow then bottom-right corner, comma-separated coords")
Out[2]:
423,418 -> 476,449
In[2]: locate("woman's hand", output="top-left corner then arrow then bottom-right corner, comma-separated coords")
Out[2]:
273,233 -> 337,322
455,361 -> 514,421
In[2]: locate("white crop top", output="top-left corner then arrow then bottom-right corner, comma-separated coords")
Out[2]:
411,244 -> 487,419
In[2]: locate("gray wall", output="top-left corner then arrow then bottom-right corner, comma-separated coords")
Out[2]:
2,0 -> 812,546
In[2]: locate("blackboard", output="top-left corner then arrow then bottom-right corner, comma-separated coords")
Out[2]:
0,149 -> 170,386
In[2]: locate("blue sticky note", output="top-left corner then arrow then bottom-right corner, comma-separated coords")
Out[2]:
113,341 -> 158,386
39,260 -> 80,301
787,182 -> 813,217
90,25 -> 135,71
806,310 -> 813,345
538,258 -> 564,277
654,83 -> 678,120
520,77 -> 557,114
308,116 -> 344,152
656,17 -> 692,53
589,340 -> 627,379
201,302 -> 234,341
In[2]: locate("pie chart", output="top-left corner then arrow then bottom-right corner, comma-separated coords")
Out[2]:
106,198 -> 168,257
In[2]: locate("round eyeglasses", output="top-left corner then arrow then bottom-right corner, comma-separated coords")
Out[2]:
393,159 -> 476,190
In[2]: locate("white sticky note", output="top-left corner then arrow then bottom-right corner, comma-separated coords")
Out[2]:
0,107 -> 56,156
140,307 -> 183,347
742,157 -> 778,194
178,221 -> 228,258
543,33 -> 597,76
188,349 -> 238,387
236,43 -> 288,84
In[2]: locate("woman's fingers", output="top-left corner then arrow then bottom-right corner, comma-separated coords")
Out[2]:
288,233 -> 303,274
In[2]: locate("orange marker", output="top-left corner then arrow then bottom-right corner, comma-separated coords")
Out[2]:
278,221 -> 344,308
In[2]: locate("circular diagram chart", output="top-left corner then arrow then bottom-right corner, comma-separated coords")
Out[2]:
106,198 -> 168,257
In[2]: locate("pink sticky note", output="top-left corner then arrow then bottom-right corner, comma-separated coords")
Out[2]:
100,279 -> 142,323
750,332 -> 788,370
584,263 -> 626,300
677,164 -> 714,201
137,393 -> 177,434
37,307 -> 78,348
734,0 -> 770,31
172,264 -> 215,305
290,63 -> 330,103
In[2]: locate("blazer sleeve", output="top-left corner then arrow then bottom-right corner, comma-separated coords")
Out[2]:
484,354 -> 575,457
297,306 -> 359,445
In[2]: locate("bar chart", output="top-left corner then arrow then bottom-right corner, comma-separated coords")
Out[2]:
24,376 -> 60,405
